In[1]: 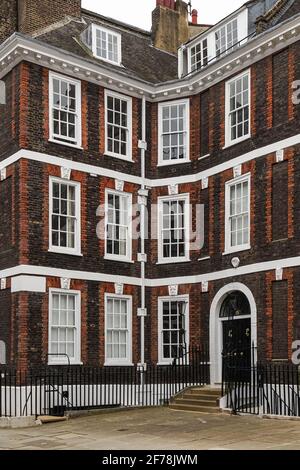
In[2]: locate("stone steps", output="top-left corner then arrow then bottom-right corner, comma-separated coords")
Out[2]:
170,387 -> 221,414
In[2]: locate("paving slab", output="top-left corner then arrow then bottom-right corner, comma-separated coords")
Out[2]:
1,407 -> 300,450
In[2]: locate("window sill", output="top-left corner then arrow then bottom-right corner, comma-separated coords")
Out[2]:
105,151 -> 133,162
198,256 -> 210,261
198,154 -> 210,160
48,139 -> 83,150
48,361 -> 83,366
156,258 -> 190,265
222,135 -> 251,150
104,362 -> 134,367
157,159 -> 190,167
48,249 -> 83,257
104,255 -> 134,264
222,245 -> 251,256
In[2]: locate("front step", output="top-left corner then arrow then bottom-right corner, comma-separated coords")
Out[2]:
37,415 -> 68,424
170,387 -> 221,414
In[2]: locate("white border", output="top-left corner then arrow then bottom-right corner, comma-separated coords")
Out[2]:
157,193 -> 190,264
49,176 -> 82,256
157,295 -> 189,365
209,282 -> 257,385
225,68 -> 251,148
224,172 -> 251,254
104,293 -> 133,366
104,89 -> 133,161
104,188 -> 133,262
92,24 -> 122,67
48,288 -> 82,365
49,71 -> 82,148
158,99 -> 190,166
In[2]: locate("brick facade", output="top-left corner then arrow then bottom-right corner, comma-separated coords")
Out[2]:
0,1 -> 299,377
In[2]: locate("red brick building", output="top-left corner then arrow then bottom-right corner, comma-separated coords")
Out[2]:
0,0 -> 300,386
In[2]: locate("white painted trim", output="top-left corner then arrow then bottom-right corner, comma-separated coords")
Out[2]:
49,176 -> 81,256
104,89 -> 133,161
48,288 -> 81,365
104,293 -> 133,366
11,275 -> 46,293
224,173 -> 251,253
157,295 -> 189,365
209,283 -> 257,385
157,193 -> 190,264
225,69 -> 251,148
158,98 -> 190,166
1,133 -> 300,187
92,24 -> 122,67
3,254 -> 300,286
104,188 -> 133,263
49,71 -> 82,148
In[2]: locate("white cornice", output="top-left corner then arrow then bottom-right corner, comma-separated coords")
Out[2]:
2,255 -> 300,287
1,133 -> 299,188
0,14 -> 299,101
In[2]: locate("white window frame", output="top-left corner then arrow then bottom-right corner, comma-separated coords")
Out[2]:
215,18 -> 239,58
225,69 -> 251,147
224,173 -> 251,254
92,24 -> 122,66
158,295 -> 189,365
49,72 -> 82,149
105,188 -> 132,262
48,288 -> 81,365
105,90 -> 132,161
188,38 -> 208,73
49,177 -> 81,256
104,294 -> 133,366
158,193 -> 190,264
158,99 -> 190,166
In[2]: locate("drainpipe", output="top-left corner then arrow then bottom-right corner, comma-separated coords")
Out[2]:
137,95 -> 148,368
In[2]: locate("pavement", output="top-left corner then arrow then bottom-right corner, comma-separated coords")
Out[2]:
1,407 -> 300,450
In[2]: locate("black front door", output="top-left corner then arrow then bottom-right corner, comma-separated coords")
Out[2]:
222,318 -> 251,380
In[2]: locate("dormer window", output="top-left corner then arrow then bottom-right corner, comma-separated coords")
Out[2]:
189,38 -> 208,72
215,18 -> 238,57
92,25 -> 122,65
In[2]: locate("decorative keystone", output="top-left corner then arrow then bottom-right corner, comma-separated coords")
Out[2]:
275,267 -> 283,281
114,283 -> 124,295
60,167 -> 71,180
201,281 -> 209,293
0,168 -> 6,181
233,165 -> 242,178
115,180 -> 124,192
201,177 -> 209,190
276,149 -> 284,163
168,285 -> 178,296
168,184 -> 178,195
0,278 -> 6,290
60,278 -> 71,290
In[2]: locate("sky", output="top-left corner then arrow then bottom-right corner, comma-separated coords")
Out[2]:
82,0 -> 246,30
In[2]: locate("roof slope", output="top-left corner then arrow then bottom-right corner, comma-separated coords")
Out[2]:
37,10 -> 178,84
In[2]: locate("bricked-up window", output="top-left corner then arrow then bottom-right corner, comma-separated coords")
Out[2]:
49,178 -> 81,255
158,297 -> 189,364
215,19 -> 238,57
92,25 -> 122,66
158,99 -> 190,165
158,194 -> 190,263
49,72 -> 81,147
225,70 -> 250,146
105,295 -> 132,366
225,174 -> 250,253
189,39 -> 208,72
105,189 -> 132,262
105,90 -> 132,161
49,290 -> 81,365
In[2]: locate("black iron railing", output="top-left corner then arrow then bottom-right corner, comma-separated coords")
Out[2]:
0,346 -> 210,417
222,346 -> 300,417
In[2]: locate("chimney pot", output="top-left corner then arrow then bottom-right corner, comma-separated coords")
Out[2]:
191,9 -> 198,25
156,0 -> 175,9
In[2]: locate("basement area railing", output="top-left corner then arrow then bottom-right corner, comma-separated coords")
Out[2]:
0,346 -> 210,418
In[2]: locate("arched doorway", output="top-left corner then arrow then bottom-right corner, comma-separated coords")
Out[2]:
209,283 -> 257,386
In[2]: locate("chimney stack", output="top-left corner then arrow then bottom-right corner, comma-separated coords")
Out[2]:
0,0 -> 82,44
191,9 -> 198,25
152,0 -> 189,54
